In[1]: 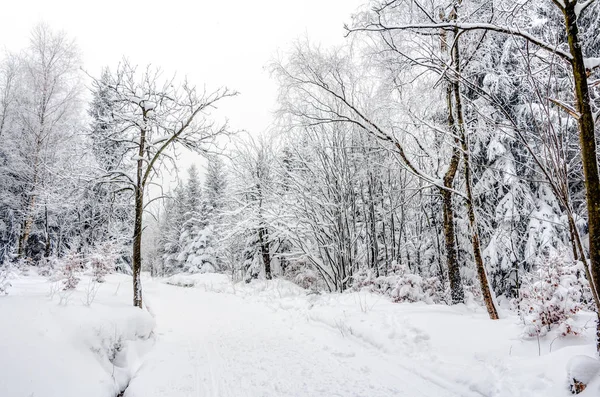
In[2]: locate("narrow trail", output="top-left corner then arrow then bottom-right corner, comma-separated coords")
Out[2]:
124,281 -> 465,397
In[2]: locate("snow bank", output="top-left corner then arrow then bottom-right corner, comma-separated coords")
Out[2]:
0,273 -> 154,397
163,272 -> 307,298
584,57 -> 600,70
567,355 -> 600,394
164,272 -> 234,293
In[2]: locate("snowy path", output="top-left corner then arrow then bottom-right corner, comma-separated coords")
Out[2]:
125,280 -> 465,397
3,273 -> 597,397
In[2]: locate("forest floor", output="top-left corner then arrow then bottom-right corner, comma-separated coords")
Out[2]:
1,271 -> 599,396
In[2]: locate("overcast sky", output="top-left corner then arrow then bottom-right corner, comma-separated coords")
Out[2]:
1,0 -> 363,136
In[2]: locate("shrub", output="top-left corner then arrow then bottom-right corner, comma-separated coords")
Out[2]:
61,251 -> 83,290
283,259 -> 321,291
0,266 -> 13,295
89,241 -> 119,283
513,253 -> 592,337
351,263 -> 446,304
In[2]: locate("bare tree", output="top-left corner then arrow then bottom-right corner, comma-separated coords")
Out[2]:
273,40 -> 485,307
0,53 -> 19,140
93,61 -> 236,308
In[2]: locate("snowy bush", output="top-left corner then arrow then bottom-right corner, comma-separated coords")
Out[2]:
13,257 -> 34,275
513,253 -> 592,338
351,263 -> 446,304
88,241 -> 119,283
0,266 -> 14,295
37,256 -> 60,277
282,259 -> 321,290
567,355 -> 600,394
391,273 -> 445,304
60,251 -> 83,290
89,256 -> 111,283
293,267 -> 320,291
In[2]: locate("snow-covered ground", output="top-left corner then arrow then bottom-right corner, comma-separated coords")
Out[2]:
1,271 -> 600,396
0,271 -> 154,397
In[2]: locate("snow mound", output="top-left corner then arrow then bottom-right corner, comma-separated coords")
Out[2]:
162,273 -> 308,299
164,272 -> 235,293
237,277 -> 308,299
0,273 -> 155,397
584,57 -> 600,70
567,355 -> 600,394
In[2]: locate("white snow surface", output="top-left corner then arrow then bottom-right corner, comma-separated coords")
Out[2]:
2,271 -> 600,396
584,57 -> 600,70
0,272 -> 154,397
567,355 -> 600,385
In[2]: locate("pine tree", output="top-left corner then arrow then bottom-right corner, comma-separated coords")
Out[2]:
89,69 -> 126,172
161,184 -> 187,274
174,164 -> 221,274
204,156 -> 227,217
176,165 -> 203,268
202,156 -> 227,270
242,230 -> 261,282
85,68 -> 133,259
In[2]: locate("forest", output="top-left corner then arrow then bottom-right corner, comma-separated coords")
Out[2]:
1,0 -> 600,395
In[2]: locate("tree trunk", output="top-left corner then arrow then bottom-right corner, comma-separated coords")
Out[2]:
132,113 -> 147,309
132,184 -> 143,308
563,2 -> 600,352
441,185 -> 463,304
451,26 -> 499,320
435,5 -> 464,304
18,130 -> 44,259
44,203 -> 51,258
18,194 -> 37,258
440,85 -> 465,304
458,136 -> 499,319
442,81 -> 463,304
258,226 -> 272,280
567,210 -> 600,304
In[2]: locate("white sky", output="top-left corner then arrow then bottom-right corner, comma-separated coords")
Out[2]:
1,0 -> 363,136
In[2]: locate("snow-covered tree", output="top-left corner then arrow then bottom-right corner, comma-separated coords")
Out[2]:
176,165 -> 218,274
160,184 -> 187,275
92,60 -> 236,307
225,136 -> 278,281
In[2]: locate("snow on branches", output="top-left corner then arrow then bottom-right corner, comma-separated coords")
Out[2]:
513,253 -> 594,338
352,262 -> 447,305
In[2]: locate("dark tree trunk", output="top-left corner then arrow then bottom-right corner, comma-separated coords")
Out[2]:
563,1 -> 600,352
132,184 -> 143,308
258,226 -> 271,280
19,188 -> 37,259
441,185 -> 463,304
44,204 -> 51,258
132,111 -> 147,309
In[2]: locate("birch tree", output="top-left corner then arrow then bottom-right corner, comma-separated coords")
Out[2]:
13,23 -> 81,259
